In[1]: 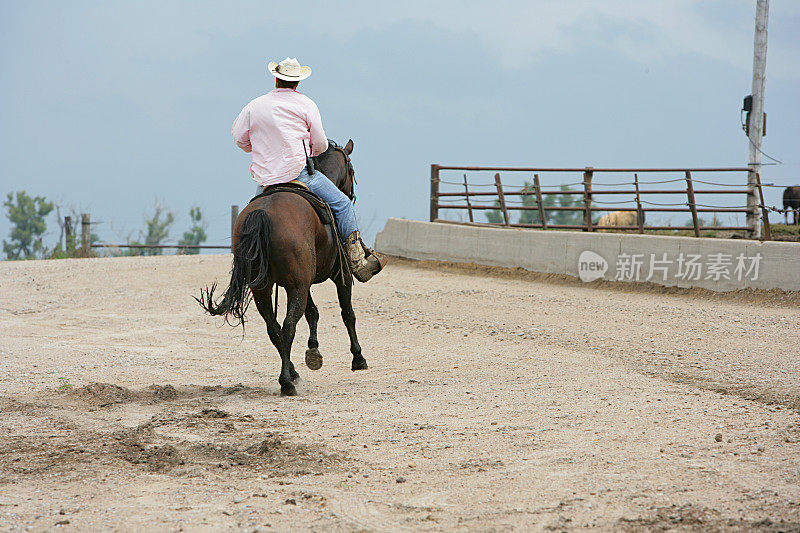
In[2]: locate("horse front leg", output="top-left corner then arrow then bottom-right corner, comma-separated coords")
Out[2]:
277,287 -> 307,396
304,292 -> 323,371
335,280 -> 367,371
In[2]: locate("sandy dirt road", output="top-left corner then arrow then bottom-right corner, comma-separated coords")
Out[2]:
1,254 -> 799,532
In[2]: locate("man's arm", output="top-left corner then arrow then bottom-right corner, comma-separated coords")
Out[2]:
231,105 -> 252,153
307,101 -> 328,157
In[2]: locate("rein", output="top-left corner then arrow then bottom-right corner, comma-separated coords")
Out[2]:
316,140 -> 357,204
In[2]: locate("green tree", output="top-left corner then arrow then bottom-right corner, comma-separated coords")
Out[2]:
484,184 -> 586,226
121,236 -> 145,257
485,200 -> 505,224
178,206 -> 207,254
3,191 -> 54,260
548,185 -> 586,226
122,200 -> 174,256
143,201 -> 174,255
518,183 -> 557,225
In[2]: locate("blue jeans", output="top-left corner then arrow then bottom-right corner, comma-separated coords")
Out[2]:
295,168 -> 358,241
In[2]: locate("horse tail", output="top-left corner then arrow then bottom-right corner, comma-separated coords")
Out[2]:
196,209 -> 271,328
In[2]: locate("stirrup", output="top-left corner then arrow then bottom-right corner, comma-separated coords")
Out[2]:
360,241 -> 387,276
365,251 -> 387,275
346,232 -> 388,282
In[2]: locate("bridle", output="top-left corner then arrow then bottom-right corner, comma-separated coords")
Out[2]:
317,140 -> 357,204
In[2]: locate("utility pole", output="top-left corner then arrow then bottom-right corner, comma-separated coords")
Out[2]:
747,0 -> 769,238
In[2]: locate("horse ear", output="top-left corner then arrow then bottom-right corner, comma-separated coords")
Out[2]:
344,139 -> 354,155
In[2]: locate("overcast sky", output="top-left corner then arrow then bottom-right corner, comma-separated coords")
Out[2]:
1,1 -> 798,251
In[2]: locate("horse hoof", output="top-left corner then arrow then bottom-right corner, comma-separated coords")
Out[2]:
351,358 -> 368,371
305,348 -> 323,371
280,384 -> 297,396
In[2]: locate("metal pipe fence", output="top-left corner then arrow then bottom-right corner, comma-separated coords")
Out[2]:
429,165 -> 776,239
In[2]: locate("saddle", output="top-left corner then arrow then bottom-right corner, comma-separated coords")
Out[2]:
250,180 -> 333,226
249,181 -> 351,285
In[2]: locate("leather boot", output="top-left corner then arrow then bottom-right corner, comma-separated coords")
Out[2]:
361,240 -> 388,277
345,231 -> 387,282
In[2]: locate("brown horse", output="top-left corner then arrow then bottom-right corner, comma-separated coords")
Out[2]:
197,139 -> 367,396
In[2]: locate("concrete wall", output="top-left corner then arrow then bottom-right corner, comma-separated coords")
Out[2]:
375,218 -> 800,292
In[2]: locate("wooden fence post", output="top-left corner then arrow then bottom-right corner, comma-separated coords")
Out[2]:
64,216 -> 72,252
633,173 -> 644,234
494,173 -> 510,226
230,205 -> 239,253
754,172 -> 771,241
533,173 -> 547,229
81,214 -> 90,256
685,171 -> 700,237
430,164 -> 440,222
583,168 -> 594,231
463,174 -> 473,223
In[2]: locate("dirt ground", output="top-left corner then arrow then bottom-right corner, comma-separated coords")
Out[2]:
1,254 -> 799,532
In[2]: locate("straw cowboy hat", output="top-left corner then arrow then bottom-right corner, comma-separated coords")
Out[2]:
268,57 -> 312,81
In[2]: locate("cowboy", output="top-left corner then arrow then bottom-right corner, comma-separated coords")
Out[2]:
231,57 -> 386,282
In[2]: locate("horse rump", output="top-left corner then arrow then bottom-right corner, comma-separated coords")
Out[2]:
196,209 -> 272,327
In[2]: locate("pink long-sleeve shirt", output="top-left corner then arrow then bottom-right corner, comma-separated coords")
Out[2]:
231,88 -> 328,186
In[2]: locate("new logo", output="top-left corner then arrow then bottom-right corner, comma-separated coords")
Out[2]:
578,251 -> 608,282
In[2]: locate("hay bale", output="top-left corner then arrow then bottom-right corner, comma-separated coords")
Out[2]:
596,211 -> 641,232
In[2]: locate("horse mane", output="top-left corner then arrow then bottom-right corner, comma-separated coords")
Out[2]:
312,139 -> 355,200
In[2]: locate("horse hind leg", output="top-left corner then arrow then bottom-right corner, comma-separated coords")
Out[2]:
253,286 -> 280,342
335,280 -> 367,371
304,292 -> 323,371
253,286 -> 300,383
277,287 -> 307,396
